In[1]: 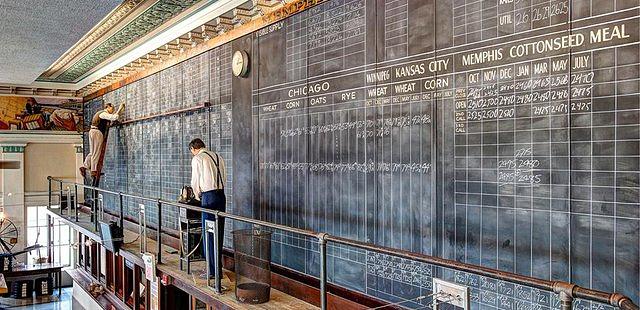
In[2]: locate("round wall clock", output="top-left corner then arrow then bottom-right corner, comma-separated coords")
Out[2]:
232,50 -> 249,77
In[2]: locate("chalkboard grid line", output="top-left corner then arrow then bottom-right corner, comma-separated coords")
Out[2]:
608,45 -> 612,292
546,60 -> 556,279
567,5 -> 574,286
529,52 -> 534,278
384,0 -> 408,59
590,47 -> 594,292
253,10 -> 639,95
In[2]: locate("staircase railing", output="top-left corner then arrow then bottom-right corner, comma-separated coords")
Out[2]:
46,176 -> 639,310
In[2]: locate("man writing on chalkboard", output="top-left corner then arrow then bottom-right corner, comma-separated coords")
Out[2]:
80,103 -> 124,179
189,138 -> 227,280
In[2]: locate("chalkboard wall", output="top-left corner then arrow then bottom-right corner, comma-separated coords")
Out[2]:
85,0 -> 640,308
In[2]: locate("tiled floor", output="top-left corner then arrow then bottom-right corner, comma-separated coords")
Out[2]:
0,287 -> 73,310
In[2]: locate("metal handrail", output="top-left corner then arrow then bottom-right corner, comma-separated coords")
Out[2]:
46,176 -> 639,310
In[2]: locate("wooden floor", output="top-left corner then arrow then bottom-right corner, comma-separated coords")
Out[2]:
46,208 -> 318,310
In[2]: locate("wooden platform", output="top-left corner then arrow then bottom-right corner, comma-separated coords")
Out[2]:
45,208 -> 318,310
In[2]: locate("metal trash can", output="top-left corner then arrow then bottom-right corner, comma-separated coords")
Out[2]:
232,229 -> 272,304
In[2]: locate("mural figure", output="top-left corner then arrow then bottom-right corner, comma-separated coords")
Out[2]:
0,96 -> 82,131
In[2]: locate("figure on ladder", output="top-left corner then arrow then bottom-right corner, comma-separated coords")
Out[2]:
79,102 -> 124,186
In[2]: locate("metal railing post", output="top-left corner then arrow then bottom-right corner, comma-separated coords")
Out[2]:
119,193 -> 124,228
58,180 -> 63,211
51,218 -> 55,264
213,213 -> 222,294
101,194 -> 104,220
48,177 -> 52,209
554,283 -> 576,310
319,233 -> 328,310
75,231 -> 80,268
156,200 -> 162,264
65,187 -> 71,216
74,184 -> 79,222
98,194 -> 104,221
46,214 -> 52,263
95,192 -> 99,232
139,204 -> 146,253
560,292 -> 574,310
204,219 -> 214,292
93,188 -> 98,231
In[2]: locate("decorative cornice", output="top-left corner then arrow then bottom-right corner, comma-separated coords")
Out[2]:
1,146 -> 26,153
39,0 -> 146,80
0,86 -> 81,99
0,132 -> 82,145
83,0 -> 288,97
38,0 -> 202,83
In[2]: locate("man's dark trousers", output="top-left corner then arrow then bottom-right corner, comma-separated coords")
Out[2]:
201,189 -> 226,278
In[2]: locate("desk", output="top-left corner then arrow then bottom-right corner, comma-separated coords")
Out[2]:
2,263 -> 64,297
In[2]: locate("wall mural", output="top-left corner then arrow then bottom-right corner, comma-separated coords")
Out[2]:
86,0 -> 640,309
0,96 -> 82,131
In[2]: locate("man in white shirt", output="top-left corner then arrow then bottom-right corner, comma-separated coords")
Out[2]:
189,138 -> 226,279
80,103 -> 124,178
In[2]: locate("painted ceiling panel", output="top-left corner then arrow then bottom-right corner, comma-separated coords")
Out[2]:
0,0 -> 122,84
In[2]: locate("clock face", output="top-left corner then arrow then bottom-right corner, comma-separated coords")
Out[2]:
232,50 -> 247,77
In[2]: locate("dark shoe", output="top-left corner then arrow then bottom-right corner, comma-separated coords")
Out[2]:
79,167 -> 87,178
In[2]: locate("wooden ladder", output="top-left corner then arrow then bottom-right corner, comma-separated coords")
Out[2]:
91,125 -> 110,188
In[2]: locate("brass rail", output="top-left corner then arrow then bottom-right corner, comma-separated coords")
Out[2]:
47,176 -> 639,310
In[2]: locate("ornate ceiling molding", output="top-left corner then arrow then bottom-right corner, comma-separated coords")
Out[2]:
0,85 -> 80,99
37,0 -> 203,83
81,0 -> 305,98
39,0 -> 146,80
4,0 -> 298,97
